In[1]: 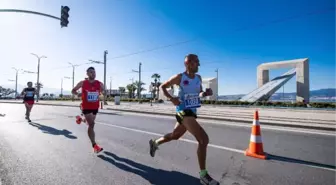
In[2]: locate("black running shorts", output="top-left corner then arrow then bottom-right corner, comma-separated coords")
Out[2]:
82,109 -> 99,115
175,109 -> 197,124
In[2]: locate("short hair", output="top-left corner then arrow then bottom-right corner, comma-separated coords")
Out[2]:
86,66 -> 95,72
27,81 -> 32,85
185,54 -> 198,60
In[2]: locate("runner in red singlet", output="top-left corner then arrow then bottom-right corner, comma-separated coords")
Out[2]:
72,67 -> 104,153
21,81 -> 38,122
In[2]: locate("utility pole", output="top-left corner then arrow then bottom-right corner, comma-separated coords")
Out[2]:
31,53 -> 47,102
132,62 -> 142,101
61,78 -> 63,96
103,50 -> 108,105
129,78 -> 134,98
12,67 -> 20,98
215,68 -> 219,101
109,76 -> 112,96
89,50 -> 108,105
139,62 -> 142,100
68,62 -> 78,101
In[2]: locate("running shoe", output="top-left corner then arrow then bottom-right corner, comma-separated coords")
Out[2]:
200,173 -> 220,185
149,139 -> 159,157
93,144 -> 103,153
75,115 -> 82,124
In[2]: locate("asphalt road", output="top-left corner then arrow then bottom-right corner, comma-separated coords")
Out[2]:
0,103 -> 335,185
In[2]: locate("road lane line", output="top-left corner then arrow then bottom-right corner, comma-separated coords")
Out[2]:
111,112 -> 336,137
96,121 -> 336,172
97,122 -> 245,154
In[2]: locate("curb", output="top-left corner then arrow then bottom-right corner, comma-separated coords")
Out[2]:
1,101 -> 335,131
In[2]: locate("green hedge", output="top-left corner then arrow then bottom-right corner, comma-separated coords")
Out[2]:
47,98 -> 335,109
201,100 -> 336,109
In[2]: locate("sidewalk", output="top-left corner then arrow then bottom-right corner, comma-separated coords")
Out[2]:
1,100 -> 335,131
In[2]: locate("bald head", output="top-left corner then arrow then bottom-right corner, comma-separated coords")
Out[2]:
185,54 -> 198,62
184,54 -> 200,73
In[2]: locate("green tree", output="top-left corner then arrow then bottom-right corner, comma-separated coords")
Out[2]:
126,83 -> 137,98
133,81 -> 146,98
35,82 -> 43,90
151,73 -> 161,100
118,87 -> 126,93
0,86 -> 15,97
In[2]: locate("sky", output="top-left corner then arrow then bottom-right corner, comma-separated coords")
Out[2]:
0,0 -> 335,95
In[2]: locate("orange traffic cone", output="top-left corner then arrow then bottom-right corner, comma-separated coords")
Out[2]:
245,110 -> 267,159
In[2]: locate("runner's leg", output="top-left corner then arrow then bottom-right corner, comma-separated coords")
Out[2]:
149,122 -> 186,157
83,109 -> 102,153
182,117 -> 208,170
84,112 -> 96,145
156,122 -> 186,145
24,102 -> 29,119
182,116 -> 219,184
25,102 -> 33,121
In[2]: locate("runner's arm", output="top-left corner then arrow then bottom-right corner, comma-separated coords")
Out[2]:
160,74 -> 181,100
20,88 -> 26,96
71,81 -> 83,95
197,75 -> 207,98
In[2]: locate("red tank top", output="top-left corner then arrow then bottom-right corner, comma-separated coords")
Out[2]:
81,80 -> 101,110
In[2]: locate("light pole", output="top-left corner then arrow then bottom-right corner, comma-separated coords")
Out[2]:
60,76 -> 72,96
132,62 -> 142,102
129,78 -> 134,98
215,68 -> 218,101
61,78 -> 63,96
109,76 -> 112,96
68,62 -> 78,101
31,53 -> 47,102
89,50 -> 108,105
12,67 -> 20,98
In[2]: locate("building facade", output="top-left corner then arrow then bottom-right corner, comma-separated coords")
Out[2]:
202,77 -> 218,100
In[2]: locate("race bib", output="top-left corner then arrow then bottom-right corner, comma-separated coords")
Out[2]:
184,93 -> 201,109
87,92 -> 99,102
26,91 -> 34,97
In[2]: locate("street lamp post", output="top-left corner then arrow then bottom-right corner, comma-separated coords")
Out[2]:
132,62 -> 142,102
215,68 -> 218,101
89,50 -> 108,105
68,63 -> 78,101
61,76 -> 72,97
129,78 -> 134,98
61,78 -> 63,96
12,67 -> 20,98
31,53 -> 47,102
109,76 -> 112,96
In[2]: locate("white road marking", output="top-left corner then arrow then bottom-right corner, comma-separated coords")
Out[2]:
113,111 -> 336,137
98,121 -> 245,154
96,121 -> 336,172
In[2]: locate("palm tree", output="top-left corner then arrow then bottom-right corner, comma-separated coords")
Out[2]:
35,82 -> 43,89
118,87 -> 126,93
126,84 -> 137,98
0,86 -> 15,97
118,87 -> 126,97
134,81 -> 146,98
151,73 -> 161,100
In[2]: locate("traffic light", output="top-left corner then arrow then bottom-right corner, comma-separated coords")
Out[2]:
60,6 -> 70,27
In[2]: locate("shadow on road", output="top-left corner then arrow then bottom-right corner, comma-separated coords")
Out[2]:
98,151 -> 201,185
29,122 -> 77,139
268,154 -> 336,170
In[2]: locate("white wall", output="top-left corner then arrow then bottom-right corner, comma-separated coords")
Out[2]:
202,78 -> 218,100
